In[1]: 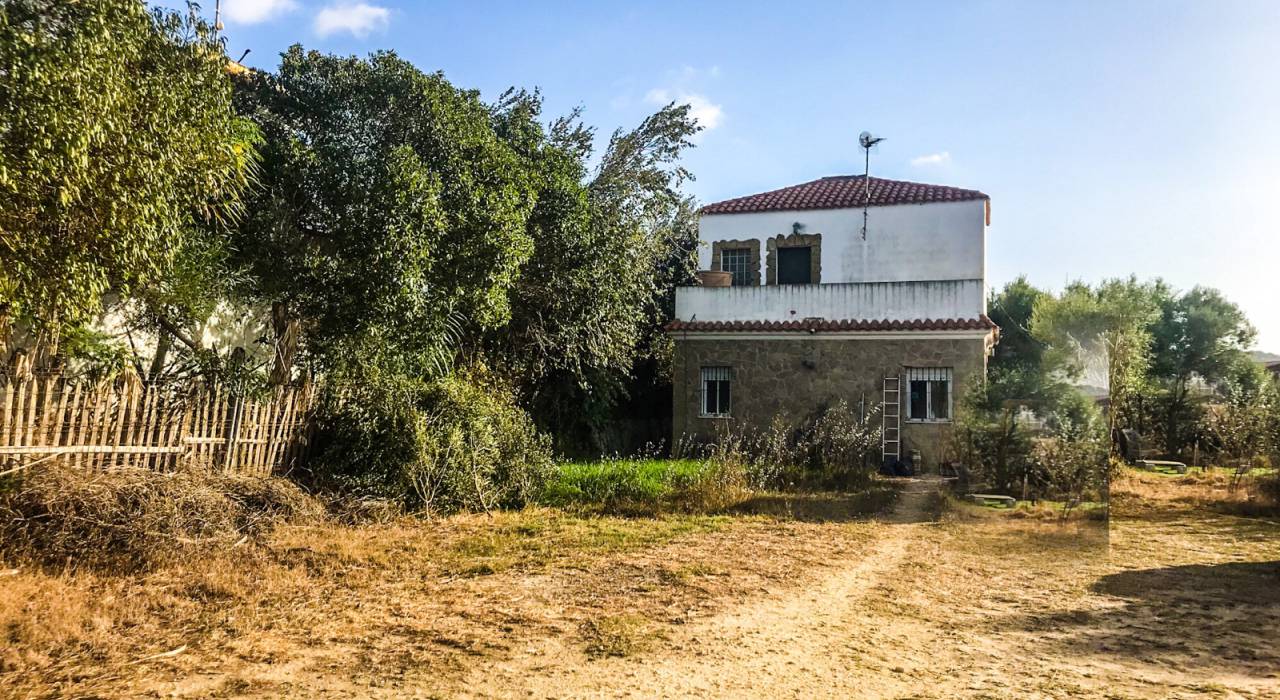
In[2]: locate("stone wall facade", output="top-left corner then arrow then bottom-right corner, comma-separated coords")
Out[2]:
671,334 -> 990,470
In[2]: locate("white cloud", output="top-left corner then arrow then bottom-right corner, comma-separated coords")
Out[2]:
222,0 -> 298,25
314,2 -> 391,38
910,151 -> 952,167
645,89 -> 724,133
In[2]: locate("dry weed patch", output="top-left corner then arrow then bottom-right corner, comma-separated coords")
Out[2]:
580,614 -> 661,658
0,465 -> 324,571
1113,467 -> 1280,518
0,498 -> 766,697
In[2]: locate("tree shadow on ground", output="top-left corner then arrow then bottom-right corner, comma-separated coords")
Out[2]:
1095,560 -> 1280,605
729,489 -> 896,523
1001,560 -> 1280,678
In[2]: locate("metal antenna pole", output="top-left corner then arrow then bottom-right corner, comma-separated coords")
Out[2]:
862,143 -> 871,240
857,131 -> 885,241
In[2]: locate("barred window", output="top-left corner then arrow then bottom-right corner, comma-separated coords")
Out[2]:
906,367 -> 952,422
719,248 -> 751,286
700,366 -> 732,417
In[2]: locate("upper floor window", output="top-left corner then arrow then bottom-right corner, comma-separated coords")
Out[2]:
776,246 -> 813,284
720,248 -> 752,287
766,232 -> 821,285
711,240 -> 760,286
700,366 -> 732,418
906,367 -> 952,422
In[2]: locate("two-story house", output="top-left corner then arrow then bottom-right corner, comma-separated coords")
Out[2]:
669,174 -> 999,470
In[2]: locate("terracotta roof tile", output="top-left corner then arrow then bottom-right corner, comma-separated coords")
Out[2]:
700,175 -> 988,215
666,316 -> 998,333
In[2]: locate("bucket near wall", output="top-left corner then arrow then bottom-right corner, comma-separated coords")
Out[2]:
697,270 -> 732,287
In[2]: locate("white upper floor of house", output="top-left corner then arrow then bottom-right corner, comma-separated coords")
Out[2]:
673,175 -> 991,328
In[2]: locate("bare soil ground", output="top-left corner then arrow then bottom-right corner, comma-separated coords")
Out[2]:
3,471 -> 1278,699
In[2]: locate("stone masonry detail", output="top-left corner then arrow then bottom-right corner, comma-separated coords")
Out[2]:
765,232 -> 822,285
710,239 -> 762,286
671,335 -> 988,470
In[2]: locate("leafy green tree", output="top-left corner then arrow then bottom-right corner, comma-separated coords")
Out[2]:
988,277 -> 1048,379
986,276 -> 1083,410
948,385 -> 1032,495
231,47 -> 538,380
1266,378 -> 1280,469
1148,285 -> 1256,456
0,0 -> 255,367
1033,277 -> 1162,454
953,278 -> 1090,496
486,90 -> 700,453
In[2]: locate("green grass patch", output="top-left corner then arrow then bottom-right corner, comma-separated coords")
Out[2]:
538,458 -> 735,514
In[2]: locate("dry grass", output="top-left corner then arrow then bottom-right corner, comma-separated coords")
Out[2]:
791,477 -> 1275,699
0,483 -> 889,698
0,464 -> 324,571
580,614 -> 661,658
1114,466 -> 1280,518
934,489 -> 1109,527
5,470 -> 1275,698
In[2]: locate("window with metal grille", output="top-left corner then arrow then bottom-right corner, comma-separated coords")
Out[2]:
719,248 -> 751,286
906,367 -> 952,422
700,366 -> 732,417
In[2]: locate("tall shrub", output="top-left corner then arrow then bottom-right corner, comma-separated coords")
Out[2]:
313,367 -> 553,512
948,397 -> 1032,494
1031,415 -> 1108,516
742,401 -> 881,490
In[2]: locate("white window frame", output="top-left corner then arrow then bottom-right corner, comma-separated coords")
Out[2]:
700,366 -> 733,418
905,367 -> 953,423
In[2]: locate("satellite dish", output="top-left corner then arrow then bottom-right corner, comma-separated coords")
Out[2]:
859,131 -> 884,149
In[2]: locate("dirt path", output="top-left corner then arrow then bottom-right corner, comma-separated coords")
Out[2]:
451,476 -> 1279,700
464,477 -> 944,699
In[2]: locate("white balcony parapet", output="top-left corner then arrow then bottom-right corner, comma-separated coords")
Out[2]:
674,279 -> 985,323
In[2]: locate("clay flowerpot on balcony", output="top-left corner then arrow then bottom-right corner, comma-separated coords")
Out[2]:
697,270 -> 732,287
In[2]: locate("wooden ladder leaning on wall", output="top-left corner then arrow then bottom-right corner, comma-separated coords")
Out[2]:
882,375 -> 901,467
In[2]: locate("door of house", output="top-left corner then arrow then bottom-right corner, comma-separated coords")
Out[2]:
776,246 -> 812,284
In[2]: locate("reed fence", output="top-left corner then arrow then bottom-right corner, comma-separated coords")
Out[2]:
0,374 -> 315,476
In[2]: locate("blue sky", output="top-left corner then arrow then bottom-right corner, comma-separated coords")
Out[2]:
172,0 -> 1280,351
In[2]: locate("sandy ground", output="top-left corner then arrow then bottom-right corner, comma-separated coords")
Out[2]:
5,472 -> 1278,699
400,475 -> 1277,700
457,478 -> 1280,700
474,476 -> 941,700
